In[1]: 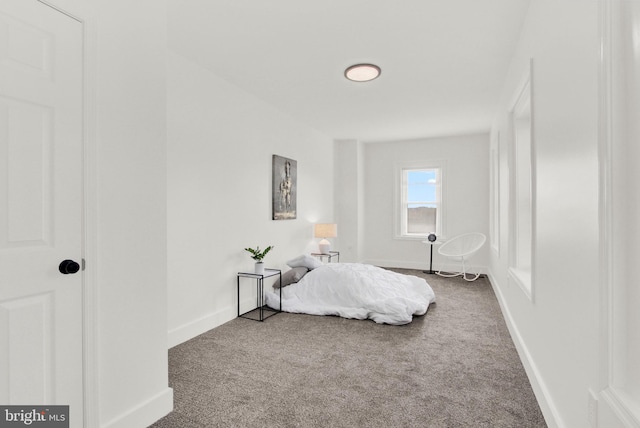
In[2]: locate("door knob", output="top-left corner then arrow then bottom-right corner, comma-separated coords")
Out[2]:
59,259 -> 80,274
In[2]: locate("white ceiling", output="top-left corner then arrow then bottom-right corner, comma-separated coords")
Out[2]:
168,0 -> 531,142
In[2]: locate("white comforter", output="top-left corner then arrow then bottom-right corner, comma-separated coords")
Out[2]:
265,263 -> 435,325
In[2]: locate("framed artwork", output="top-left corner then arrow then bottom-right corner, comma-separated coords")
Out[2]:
272,155 -> 297,220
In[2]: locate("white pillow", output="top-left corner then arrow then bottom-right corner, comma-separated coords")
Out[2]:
286,254 -> 323,270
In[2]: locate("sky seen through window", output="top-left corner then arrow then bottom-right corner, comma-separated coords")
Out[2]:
407,170 -> 437,205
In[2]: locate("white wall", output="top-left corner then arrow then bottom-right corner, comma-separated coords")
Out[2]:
93,3 -> 171,426
335,134 -> 490,270
166,51 -> 334,347
333,140 -> 365,263
42,0 -> 172,427
489,1 -> 600,427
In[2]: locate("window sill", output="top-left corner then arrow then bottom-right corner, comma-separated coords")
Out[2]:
509,267 -> 533,302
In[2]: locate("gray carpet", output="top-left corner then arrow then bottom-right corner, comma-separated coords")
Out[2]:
150,269 -> 547,428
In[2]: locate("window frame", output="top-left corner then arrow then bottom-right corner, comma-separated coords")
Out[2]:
507,61 -> 536,302
394,160 -> 447,241
490,132 -> 501,255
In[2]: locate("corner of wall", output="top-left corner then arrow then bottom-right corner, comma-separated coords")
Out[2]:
102,388 -> 173,428
167,307 -> 236,348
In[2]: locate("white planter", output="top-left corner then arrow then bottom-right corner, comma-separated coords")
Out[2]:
254,262 -> 265,275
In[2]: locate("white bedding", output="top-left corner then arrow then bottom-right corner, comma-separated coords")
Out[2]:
265,263 -> 435,325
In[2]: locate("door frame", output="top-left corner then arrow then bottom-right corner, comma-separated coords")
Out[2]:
598,1 -> 640,426
36,1 -> 99,426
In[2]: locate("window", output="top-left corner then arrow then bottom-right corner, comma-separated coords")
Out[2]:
508,64 -> 535,300
397,165 -> 443,238
490,134 -> 500,254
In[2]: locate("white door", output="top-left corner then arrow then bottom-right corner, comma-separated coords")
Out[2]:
0,0 -> 84,425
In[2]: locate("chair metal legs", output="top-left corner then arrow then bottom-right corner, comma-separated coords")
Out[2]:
436,258 -> 482,281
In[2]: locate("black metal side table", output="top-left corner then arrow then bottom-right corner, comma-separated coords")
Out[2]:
237,268 -> 282,321
311,251 -> 340,263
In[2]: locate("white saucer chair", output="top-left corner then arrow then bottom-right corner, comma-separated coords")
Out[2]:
436,232 -> 486,282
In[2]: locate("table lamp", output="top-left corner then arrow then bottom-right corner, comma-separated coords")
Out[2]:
314,223 -> 337,254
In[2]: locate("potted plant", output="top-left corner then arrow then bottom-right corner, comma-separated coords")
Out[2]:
244,245 -> 274,274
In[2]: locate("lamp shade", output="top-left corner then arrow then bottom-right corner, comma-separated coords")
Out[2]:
314,223 -> 337,238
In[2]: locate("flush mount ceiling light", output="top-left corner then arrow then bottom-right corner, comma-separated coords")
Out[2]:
344,63 -> 381,82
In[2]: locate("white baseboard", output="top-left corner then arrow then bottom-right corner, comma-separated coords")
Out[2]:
486,269 -> 563,428
102,387 -> 173,428
168,307 -> 236,348
365,258 -> 487,274
364,259 -> 427,270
